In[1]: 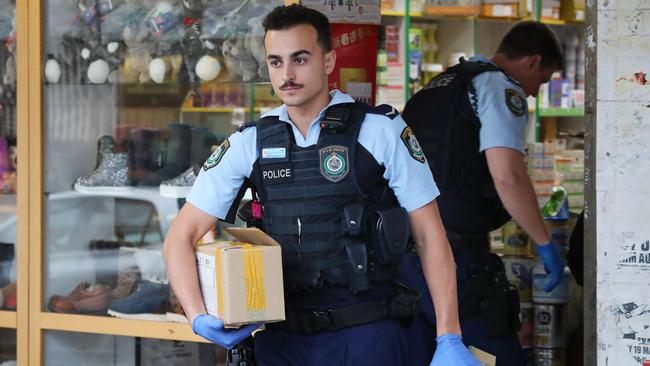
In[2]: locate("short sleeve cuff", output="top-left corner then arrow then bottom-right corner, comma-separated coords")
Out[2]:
401,187 -> 440,213
186,190 -> 224,220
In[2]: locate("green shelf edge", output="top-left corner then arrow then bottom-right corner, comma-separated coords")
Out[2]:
538,107 -> 585,117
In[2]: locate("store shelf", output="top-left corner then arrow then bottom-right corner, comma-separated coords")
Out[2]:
381,9 -> 475,20
540,18 -> 566,25
0,310 -> 17,328
538,107 -> 585,117
40,313 -> 208,343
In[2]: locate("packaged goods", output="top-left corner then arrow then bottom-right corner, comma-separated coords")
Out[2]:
533,304 -> 566,348
196,227 -> 285,327
532,262 -> 571,304
503,256 -> 535,302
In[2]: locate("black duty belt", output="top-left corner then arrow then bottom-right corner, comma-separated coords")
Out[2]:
268,286 -> 420,334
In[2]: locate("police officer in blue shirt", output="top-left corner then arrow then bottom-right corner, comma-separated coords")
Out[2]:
400,21 -> 566,366
164,4 -> 482,366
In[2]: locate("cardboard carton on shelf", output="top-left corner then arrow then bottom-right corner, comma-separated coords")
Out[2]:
480,1 -> 519,18
196,227 -> 285,327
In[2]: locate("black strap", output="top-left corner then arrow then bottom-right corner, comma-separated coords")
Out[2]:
265,184 -> 358,200
266,222 -> 340,236
264,203 -> 339,217
268,286 -> 420,334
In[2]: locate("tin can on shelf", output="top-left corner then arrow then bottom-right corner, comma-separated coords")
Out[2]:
518,303 -> 534,348
503,256 -> 536,302
532,263 -> 571,304
534,304 -> 565,348
533,347 -> 566,366
502,221 -> 534,257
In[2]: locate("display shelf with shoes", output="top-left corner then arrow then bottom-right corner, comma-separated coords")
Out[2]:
47,282 -> 113,315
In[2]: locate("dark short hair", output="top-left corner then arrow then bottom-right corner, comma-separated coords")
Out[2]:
262,4 -> 331,52
496,21 -> 563,71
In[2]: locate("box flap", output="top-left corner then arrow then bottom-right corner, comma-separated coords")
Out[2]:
223,227 -> 280,247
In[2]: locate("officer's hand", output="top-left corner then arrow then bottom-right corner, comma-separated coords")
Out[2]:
430,333 -> 482,366
536,241 -> 566,292
191,314 -> 260,349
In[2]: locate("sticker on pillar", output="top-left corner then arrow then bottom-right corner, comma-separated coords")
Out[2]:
400,127 -> 426,163
505,88 -> 525,117
203,139 -> 230,171
319,145 -> 349,183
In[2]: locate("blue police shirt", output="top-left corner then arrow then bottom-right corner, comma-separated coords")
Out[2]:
469,55 -> 528,154
187,90 -> 439,221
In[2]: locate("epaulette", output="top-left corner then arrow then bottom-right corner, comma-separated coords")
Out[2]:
237,121 -> 256,132
366,104 -> 400,120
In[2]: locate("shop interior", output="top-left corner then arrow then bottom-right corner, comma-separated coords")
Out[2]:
0,0 -> 587,365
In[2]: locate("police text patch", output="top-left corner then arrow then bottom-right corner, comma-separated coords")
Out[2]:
203,139 -> 230,171
319,145 -> 350,183
400,127 -> 425,163
262,163 -> 293,184
505,89 -> 525,117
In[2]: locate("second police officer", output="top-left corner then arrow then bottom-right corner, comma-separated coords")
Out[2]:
164,4 -> 482,366
400,21 -> 567,366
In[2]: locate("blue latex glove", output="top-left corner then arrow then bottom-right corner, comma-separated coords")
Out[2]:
536,241 -> 566,292
191,314 -> 260,349
430,333 -> 482,366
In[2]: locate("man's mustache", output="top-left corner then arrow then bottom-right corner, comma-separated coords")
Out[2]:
280,82 -> 303,89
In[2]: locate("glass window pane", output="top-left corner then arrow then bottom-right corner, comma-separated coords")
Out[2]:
0,328 -> 16,363
43,0 -> 280,325
45,330 -> 226,366
0,0 -> 17,316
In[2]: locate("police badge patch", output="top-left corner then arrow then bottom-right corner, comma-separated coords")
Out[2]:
400,127 -> 426,163
319,145 -> 349,183
203,139 -> 230,171
505,88 -> 525,117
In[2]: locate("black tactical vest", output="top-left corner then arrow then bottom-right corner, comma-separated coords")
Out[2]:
402,59 -> 511,233
247,103 -> 408,294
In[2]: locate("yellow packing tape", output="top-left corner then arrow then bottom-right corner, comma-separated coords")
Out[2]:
241,244 -> 267,311
215,247 -> 224,317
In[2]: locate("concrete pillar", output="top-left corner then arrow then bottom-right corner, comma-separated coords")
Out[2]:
587,1 -> 650,364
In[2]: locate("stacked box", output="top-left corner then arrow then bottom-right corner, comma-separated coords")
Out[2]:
480,0 -> 519,18
526,142 -> 556,208
541,0 -> 561,20
555,149 -> 584,212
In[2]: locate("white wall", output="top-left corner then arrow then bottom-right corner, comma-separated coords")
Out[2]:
594,0 -> 650,364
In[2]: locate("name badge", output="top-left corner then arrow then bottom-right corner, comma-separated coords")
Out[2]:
262,163 -> 293,185
262,147 -> 287,159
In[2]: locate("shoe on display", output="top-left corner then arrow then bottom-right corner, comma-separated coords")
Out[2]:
129,127 -> 164,186
74,135 -> 130,193
0,137 -> 11,189
155,123 -> 192,182
112,247 -> 142,300
0,283 -> 15,309
107,280 -> 169,321
159,166 -> 196,198
47,282 -> 113,314
0,137 -> 10,175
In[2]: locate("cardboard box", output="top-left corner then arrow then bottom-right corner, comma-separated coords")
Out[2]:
480,3 -> 519,17
196,227 -> 285,327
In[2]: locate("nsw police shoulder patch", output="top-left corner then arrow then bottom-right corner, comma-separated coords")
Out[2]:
203,139 -> 230,171
400,127 -> 425,164
319,145 -> 349,183
505,89 -> 525,117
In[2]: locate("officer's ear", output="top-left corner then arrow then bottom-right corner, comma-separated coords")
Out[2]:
324,50 -> 336,76
524,54 -> 543,72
